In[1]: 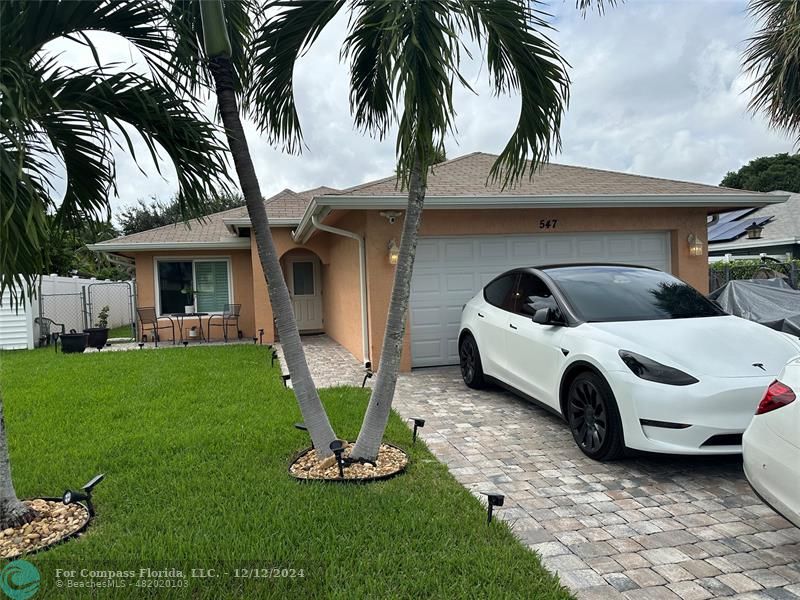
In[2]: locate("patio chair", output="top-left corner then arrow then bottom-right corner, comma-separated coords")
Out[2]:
136,307 -> 175,347
207,304 -> 241,342
34,317 -> 65,351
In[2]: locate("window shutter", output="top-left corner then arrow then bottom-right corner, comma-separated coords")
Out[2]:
195,262 -> 229,312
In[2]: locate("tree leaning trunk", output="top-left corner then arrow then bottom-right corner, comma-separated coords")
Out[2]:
350,156 -> 426,461
208,57 -> 337,457
0,390 -> 36,530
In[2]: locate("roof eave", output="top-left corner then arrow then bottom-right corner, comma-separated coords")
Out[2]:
708,237 -> 799,251
294,193 -> 786,243
87,240 -> 252,252
222,217 -> 300,227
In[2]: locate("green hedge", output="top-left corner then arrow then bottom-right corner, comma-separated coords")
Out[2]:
710,258 -> 800,281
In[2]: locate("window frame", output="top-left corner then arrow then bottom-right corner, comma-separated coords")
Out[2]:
153,256 -> 234,316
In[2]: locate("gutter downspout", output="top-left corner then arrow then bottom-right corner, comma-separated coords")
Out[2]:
303,215 -> 371,366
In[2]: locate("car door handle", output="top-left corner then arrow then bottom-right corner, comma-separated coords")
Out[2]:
477,312 -> 485,318
509,323 -> 518,330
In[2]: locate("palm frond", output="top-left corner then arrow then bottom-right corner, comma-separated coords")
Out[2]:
744,0 -> 800,141
342,0 -> 398,139
576,0 -> 619,16
248,0 -> 346,152
460,0 -> 569,187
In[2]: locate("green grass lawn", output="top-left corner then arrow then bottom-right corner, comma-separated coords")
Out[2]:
0,345 -> 568,599
107,324 -> 134,339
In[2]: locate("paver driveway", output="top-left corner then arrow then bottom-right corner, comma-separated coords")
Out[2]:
393,367 -> 800,600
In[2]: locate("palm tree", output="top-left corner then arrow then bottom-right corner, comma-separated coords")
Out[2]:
254,0 -> 603,461
0,0 -> 231,528
196,1 -> 338,456
744,0 -> 800,140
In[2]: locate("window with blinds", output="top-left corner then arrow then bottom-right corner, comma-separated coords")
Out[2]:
194,261 -> 230,312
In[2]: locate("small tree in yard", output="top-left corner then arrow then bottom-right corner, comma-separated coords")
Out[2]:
0,0 -> 231,528
257,0 -> 615,461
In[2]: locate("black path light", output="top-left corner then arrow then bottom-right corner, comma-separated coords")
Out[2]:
252,336 -> 257,344
482,492 -> 505,525
138,342 -> 144,350
182,340 -> 188,348
329,440 -> 347,479
63,474 -> 105,517
271,349 -> 278,367
409,417 -> 425,444
282,374 -> 291,388
294,422 -> 313,448
362,361 -> 373,388
259,329 -> 264,345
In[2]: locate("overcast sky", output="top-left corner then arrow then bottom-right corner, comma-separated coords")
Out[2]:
50,0 -> 793,222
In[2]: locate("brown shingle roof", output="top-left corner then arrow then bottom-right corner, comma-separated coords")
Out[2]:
331,152 -> 752,197
94,186 -> 338,247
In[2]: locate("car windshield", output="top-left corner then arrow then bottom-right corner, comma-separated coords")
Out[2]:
544,266 -> 725,322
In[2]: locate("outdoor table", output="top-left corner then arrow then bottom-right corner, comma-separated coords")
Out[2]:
172,312 -> 209,343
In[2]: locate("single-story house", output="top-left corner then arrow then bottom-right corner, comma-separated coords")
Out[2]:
89,152 -> 786,371
708,190 -> 800,259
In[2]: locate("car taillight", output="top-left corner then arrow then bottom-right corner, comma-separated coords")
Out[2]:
756,380 -> 797,415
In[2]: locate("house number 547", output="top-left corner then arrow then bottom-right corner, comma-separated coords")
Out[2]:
539,219 -> 558,229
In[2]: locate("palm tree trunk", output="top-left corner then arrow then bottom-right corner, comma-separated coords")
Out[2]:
351,155 -> 426,461
208,57 -> 337,457
0,390 -> 35,530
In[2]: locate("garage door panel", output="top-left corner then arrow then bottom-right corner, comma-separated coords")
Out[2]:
410,231 -> 670,367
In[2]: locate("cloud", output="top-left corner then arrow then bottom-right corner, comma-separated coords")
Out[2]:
46,1 -> 794,223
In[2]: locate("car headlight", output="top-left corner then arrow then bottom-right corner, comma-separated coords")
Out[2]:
618,350 -> 699,386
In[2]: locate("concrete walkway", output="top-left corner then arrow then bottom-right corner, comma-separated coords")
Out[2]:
288,335 -> 800,600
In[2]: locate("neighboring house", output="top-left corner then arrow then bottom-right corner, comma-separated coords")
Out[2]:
708,191 -> 800,259
89,152 -> 784,371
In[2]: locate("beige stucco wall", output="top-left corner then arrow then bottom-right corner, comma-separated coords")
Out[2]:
363,206 -> 710,372
131,249 -> 254,341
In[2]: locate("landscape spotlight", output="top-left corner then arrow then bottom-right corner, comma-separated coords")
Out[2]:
410,417 -> 425,444
481,492 -> 504,525
63,474 -> 105,517
329,440 -> 347,479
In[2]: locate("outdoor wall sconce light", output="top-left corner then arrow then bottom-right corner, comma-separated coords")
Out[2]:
388,239 -> 400,265
259,329 -> 264,345
409,417 -> 425,444
746,221 -> 764,240
63,474 -> 105,517
687,233 -> 704,257
482,492 -> 504,525
329,440 -> 347,479
282,374 -> 291,388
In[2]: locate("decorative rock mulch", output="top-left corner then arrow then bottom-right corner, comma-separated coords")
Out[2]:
0,499 -> 90,559
290,443 -> 408,481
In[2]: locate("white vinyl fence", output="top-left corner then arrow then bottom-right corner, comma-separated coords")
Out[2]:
0,289 -> 34,350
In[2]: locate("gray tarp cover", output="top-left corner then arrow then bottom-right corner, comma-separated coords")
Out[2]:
709,278 -> 800,336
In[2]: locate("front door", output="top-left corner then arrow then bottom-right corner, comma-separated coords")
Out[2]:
288,257 -> 323,331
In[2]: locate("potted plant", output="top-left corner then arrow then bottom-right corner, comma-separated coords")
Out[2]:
180,287 -> 197,314
60,329 -> 88,353
84,305 -> 110,351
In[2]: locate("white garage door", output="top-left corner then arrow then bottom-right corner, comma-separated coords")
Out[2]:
409,232 -> 671,367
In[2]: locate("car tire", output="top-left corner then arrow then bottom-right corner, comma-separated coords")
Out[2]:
566,371 -> 625,461
459,334 -> 486,389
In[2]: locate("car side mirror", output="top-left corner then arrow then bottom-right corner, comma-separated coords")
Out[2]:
533,307 -> 559,325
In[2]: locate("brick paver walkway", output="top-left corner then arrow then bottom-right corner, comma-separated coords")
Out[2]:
292,335 -> 800,599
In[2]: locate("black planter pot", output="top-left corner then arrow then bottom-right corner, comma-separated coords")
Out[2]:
61,332 -> 88,354
84,327 -> 110,351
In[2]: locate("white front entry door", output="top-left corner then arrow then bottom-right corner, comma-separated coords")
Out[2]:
288,257 -> 323,331
409,231 -> 671,367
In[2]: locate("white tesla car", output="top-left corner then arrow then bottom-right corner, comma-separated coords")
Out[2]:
743,357 -> 800,527
458,264 -> 800,461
